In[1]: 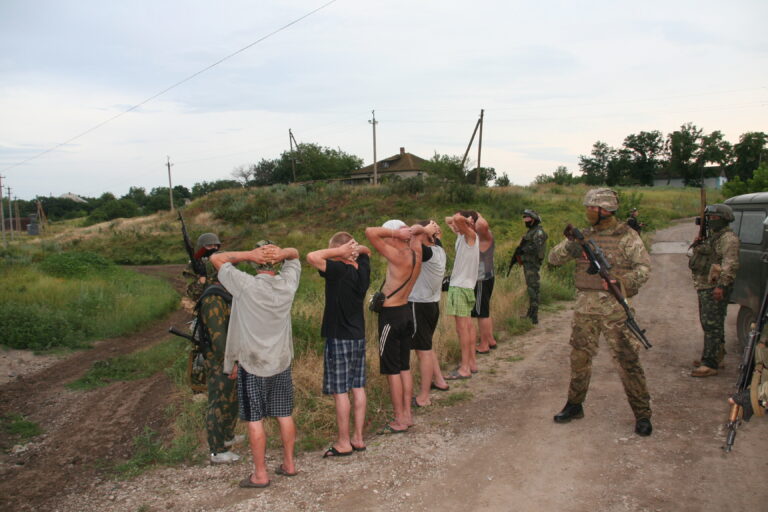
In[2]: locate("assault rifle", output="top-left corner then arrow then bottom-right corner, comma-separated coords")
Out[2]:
724,279 -> 768,452
690,165 -> 708,249
568,226 -> 652,350
178,210 -> 207,277
506,241 -> 525,277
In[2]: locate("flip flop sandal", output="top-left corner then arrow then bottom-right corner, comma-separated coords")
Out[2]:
323,446 -> 354,458
431,383 -> 450,391
239,475 -> 270,488
445,370 -> 471,380
351,444 -> 367,452
275,464 -> 298,477
376,424 -> 408,435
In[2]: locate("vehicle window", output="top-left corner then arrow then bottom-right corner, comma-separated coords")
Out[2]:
730,211 -> 742,235
738,210 -> 766,245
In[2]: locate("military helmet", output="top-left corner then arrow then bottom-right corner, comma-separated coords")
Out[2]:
522,209 -> 541,223
196,232 -> 221,251
583,188 -> 619,212
704,203 -> 735,222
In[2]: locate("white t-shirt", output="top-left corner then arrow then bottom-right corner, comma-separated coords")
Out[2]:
409,245 -> 446,303
218,259 -> 301,377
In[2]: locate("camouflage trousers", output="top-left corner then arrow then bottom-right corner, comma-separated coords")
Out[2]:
567,311 -> 651,420
697,286 -> 732,369
522,262 -> 541,308
200,295 -> 238,454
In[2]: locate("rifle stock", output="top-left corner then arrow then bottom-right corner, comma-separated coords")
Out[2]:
724,279 -> 768,452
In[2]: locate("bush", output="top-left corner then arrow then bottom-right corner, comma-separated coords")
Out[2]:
39,251 -> 115,278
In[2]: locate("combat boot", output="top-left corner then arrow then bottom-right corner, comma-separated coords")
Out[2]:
691,365 -> 718,377
553,401 -> 584,423
520,306 -> 533,321
529,305 -> 539,325
635,418 -> 652,436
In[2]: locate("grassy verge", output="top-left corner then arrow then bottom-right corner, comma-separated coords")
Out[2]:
1,414 -> 44,446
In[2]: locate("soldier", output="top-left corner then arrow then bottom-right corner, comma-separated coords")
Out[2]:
688,204 -> 740,377
549,188 -> 653,437
626,208 -> 644,233
183,233 -> 241,464
517,209 -> 548,324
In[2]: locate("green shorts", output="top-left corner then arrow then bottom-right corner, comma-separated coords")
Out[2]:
446,286 -> 476,317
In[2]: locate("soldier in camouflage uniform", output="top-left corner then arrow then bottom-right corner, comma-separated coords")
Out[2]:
688,204 -> 740,377
518,209 -> 548,324
549,188 -> 653,437
183,233 -> 241,464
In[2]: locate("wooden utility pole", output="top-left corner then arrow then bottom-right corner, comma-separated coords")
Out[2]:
369,110 -> 378,185
0,175 -> 6,247
6,186 -> 13,241
289,129 -> 301,182
166,156 -> 175,212
476,109 -> 484,185
14,198 -> 21,234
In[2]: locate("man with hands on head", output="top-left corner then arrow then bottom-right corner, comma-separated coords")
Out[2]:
210,241 -> 301,488
307,234 -> 372,457
365,220 -> 428,434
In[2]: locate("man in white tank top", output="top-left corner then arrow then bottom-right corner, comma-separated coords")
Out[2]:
444,211 -> 480,380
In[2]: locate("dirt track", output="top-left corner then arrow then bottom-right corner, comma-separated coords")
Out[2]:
3,225 -> 768,512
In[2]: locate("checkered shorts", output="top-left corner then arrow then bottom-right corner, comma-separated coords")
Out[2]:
445,286 -> 476,317
323,338 -> 366,394
237,365 -> 294,422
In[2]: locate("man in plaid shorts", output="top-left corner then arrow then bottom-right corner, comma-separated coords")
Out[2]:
211,240 -> 301,488
307,233 -> 371,457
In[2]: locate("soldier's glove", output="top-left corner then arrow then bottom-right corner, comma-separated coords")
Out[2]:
563,223 -> 575,241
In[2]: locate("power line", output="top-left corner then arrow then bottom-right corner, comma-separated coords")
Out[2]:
1,0 -> 338,174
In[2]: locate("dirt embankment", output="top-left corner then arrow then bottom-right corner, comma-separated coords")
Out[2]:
3,226 -> 768,512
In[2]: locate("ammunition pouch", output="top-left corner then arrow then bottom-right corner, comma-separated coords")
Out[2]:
688,244 -> 712,274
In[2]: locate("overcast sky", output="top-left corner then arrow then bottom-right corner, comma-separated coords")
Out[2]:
1,0 -> 766,200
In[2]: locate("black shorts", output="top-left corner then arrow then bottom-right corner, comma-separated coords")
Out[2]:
410,301 -> 440,351
378,304 -> 414,375
471,276 -> 495,318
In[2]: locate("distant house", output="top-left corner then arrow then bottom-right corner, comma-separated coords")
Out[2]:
346,147 -> 428,185
58,192 -> 88,203
653,166 -> 728,189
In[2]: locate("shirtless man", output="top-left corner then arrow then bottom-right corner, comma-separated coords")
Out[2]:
365,220 -> 426,433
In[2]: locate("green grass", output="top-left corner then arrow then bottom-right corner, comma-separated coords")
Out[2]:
504,356 -> 525,363
0,253 -> 178,351
441,391 -> 474,406
69,338 -> 187,390
1,414 -> 43,442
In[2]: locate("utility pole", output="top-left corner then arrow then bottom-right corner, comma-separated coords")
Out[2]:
369,110 -> 378,185
476,109 -> 484,185
6,186 -> 13,241
166,156 -> 175,212
14,197 -> 21,234
0,175 -> 6,247
289,129 -> 300,182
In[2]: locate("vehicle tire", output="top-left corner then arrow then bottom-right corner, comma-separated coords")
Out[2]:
737,305 -> 756,350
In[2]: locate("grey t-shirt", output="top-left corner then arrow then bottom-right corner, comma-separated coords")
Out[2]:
218,259 -> 301,377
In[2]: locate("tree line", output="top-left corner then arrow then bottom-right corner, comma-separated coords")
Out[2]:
535,125 -> 767,191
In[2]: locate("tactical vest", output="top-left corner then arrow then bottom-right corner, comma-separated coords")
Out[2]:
688,229 -> 728,276
574,223 -> 635,295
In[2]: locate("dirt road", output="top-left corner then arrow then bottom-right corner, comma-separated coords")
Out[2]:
4,224 -> 767,512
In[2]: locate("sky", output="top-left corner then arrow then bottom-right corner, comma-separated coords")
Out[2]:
0,0 -> 766,200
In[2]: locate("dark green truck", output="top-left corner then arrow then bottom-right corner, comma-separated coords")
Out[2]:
725,191 -> 768,346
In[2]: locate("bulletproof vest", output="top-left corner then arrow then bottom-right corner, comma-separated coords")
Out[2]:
522,225 -> 547,262
574,223 -> 634,294
688,228 -> 729,276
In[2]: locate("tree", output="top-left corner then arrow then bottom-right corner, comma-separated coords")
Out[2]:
622,130 -> 664,186
421,153 -> 466,183
465,166 -> 497,186
579,141 -> 616,185
731,132 -> 767,181
86,198 -> 140,223
534,166 -> 577,185
665,123 -> 702,186
122,187 -> 148,208
273,143 -> 363,184
191,180 -> 239,199
495,174 -> 511,187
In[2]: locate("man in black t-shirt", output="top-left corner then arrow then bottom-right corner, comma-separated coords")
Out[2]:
307,232 -> 372,457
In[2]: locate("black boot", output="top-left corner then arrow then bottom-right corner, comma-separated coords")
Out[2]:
554,401 -> 584,423
529,305 -> 538,325
635,418 -> 653,436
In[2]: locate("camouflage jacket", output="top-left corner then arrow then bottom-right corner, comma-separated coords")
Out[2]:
549,218 -> 651,316
183,259 -> 218,301
689,227 -> 740,290
520,224 -> 548,264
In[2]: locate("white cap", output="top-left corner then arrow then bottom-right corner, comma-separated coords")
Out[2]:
382,219 -> 407,230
